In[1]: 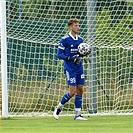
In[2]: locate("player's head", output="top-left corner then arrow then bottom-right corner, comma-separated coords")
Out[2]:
67,18 -> 80,34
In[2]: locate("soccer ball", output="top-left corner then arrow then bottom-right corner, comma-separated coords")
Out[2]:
78,43 -> 91,55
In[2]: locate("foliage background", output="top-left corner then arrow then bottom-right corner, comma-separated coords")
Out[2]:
1,0 -> 132,114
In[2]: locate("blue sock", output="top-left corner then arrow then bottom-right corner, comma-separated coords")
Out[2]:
60,92 -> 71,105
74,95 -> 82,108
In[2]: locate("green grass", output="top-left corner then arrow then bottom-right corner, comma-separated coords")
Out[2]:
0,115 -> 133,133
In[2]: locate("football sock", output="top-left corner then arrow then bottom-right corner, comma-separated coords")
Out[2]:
74,95 -> 82,116
60,92 -> 71,105
75,108 -> 81,116
57,103 -> 63,109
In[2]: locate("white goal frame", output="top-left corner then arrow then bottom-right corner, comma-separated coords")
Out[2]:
0,0 -> 133,118
0,0 -> 8,118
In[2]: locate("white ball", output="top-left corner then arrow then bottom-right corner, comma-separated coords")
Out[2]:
78,43 -> 91,55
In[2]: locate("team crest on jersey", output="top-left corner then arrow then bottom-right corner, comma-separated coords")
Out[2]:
81,74 -> 84,79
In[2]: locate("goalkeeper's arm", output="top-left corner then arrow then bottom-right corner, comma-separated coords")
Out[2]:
57,48 -> 68,60
57,48 -> 80,64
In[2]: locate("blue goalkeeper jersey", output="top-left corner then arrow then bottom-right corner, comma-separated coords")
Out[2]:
57,33 -> 83,74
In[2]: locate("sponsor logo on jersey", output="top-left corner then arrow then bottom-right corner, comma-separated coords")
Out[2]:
71,48 -> 78,53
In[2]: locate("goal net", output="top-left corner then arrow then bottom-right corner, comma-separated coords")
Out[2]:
0,0 -> 133,116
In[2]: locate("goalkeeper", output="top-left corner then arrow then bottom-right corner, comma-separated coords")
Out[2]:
53,18 -> 90,120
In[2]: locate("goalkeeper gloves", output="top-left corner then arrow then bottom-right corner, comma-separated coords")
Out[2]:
67,55 -> 81,64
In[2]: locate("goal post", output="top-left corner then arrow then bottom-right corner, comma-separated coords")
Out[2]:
0,0 -> 8,118
0,0 -> 133,117
87,0 -> 97,114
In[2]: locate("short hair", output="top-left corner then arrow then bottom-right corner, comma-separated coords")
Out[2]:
67,18 -> 79,27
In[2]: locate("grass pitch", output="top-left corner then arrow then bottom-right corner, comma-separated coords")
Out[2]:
0,115 -> 133,133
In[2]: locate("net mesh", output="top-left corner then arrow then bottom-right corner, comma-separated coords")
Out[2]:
0,0 -> 132,116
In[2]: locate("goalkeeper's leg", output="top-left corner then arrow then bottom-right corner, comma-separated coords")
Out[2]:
53,92 -> 71,120
54,71 -> 75,120
74,77 -> 87,120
